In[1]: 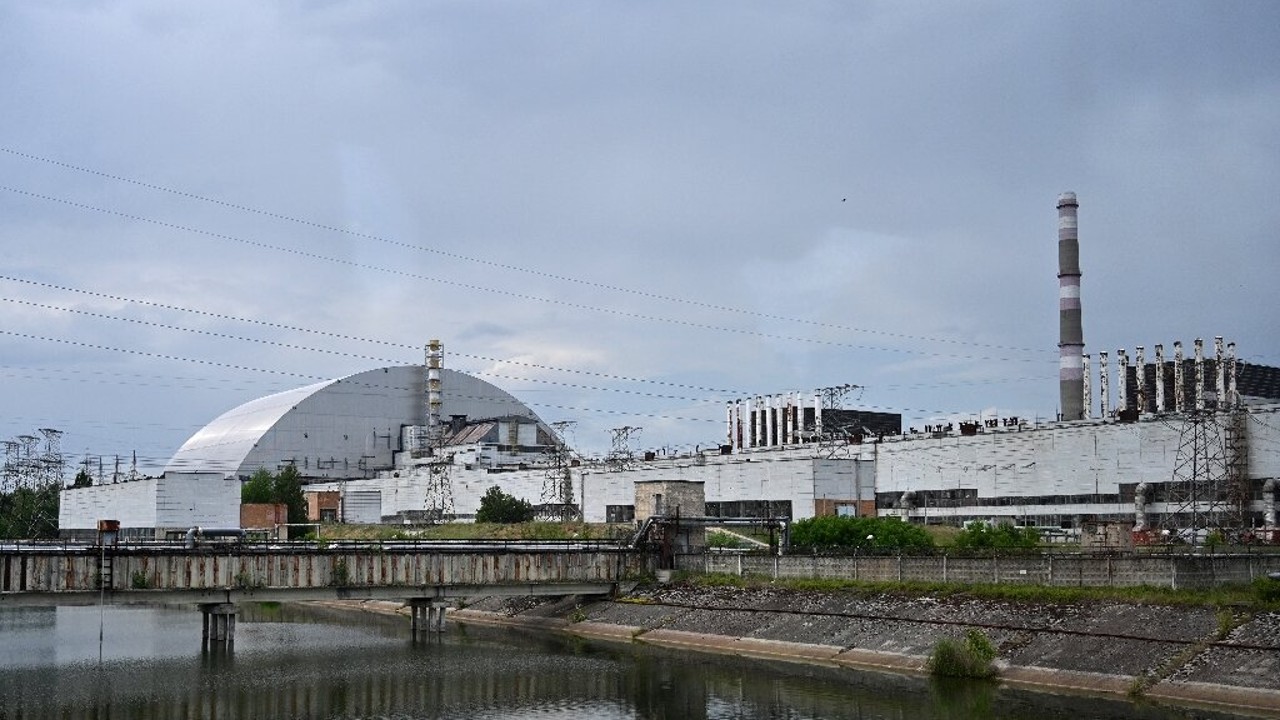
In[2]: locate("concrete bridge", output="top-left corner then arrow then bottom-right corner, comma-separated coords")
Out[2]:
1,540 -> 645,645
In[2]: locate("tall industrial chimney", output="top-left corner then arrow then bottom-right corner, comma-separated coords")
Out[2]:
425,339 -> 444,449
1057,192 -> 1085,420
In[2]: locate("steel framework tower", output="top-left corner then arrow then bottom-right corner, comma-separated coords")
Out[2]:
539,421 -> 580,522
420,340 -> 454,522
1161,411 -> 1241,541
605,426 -> 641,471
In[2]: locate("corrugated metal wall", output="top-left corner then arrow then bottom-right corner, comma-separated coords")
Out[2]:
342,491 -> 383,524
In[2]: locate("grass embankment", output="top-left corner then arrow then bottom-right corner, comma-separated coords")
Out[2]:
681,571 -> 1280,612
313,521 -> 631,542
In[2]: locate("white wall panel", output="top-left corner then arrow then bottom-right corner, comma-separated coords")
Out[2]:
156,472 -> 240,529
58,480 -> 158,530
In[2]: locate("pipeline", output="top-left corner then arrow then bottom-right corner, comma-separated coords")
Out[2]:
1133,482 -> 1149,532
896,491 -> 915,520
184,526 -> 246,549
1264,479 -> 1277,528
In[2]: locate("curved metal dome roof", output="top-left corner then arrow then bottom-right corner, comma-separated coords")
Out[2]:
165,365 -> 544,478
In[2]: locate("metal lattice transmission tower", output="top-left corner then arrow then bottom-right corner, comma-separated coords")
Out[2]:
1225,409 -> 1252,527
816,383 -> 861,455
605,426 -> 641,471
540,421 -> 580,522
423,460 -> 454,523
38,428 -> 64,487
17,435 -> 38,483
1161,411 -> 1234,538
818,384 -> 858,413
420,339 -> 454,522
1,440 -> 19,494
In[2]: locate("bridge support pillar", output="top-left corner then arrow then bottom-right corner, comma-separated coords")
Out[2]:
408,599 -> 447,637
199,603 -> 238,648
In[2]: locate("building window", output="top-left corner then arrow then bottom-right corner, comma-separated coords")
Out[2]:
606,505 -> 635,523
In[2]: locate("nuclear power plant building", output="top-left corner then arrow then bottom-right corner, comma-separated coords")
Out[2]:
59,194 -> 1280,540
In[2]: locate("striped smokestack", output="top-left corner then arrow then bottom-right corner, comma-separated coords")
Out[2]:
1057,192 -> 1085,420
426,339 -> 443,448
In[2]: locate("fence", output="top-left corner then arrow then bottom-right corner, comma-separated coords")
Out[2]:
694,551 -> 1280,590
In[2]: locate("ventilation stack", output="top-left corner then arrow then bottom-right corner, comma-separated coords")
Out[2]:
425,339 -> 444,449
1057,192 -> 1086,420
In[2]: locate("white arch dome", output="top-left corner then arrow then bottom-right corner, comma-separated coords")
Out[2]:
165,366 -> 545,479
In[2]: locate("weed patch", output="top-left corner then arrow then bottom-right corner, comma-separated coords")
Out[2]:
927,629 -> 998,679
331,558 -> 351,587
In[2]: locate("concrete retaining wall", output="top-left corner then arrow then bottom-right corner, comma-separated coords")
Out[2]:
1,548 -> 643,594
697,552 -> 1280,589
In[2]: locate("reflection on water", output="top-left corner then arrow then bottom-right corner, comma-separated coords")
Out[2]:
0,604 -> 1251,720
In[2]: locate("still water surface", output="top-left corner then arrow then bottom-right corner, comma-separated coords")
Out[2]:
0,603 -> 1251,719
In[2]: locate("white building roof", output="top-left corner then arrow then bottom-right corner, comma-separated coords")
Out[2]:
165,365 -> 545,479
165,379 -> 334,476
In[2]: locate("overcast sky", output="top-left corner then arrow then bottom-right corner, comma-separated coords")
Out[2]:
2,1 -> 1277,474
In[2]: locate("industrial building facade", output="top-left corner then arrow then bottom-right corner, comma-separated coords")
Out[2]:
59,471 -> 239,540
60,363 -> 1280,539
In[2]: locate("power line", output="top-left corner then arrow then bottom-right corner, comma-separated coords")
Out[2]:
0,297 -> 736,404
0,185 -> 1053,364
2,146 -> 1054,356
0,274 -> 744,394
1,274 -> 1063,404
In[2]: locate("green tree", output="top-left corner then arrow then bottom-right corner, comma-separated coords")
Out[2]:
71,469 -> 93,488
475,486 -> 534,524
241,466 -> 309,537
272,465 -> 307,526
0,484 -> 61,539
241,468 -> 274,504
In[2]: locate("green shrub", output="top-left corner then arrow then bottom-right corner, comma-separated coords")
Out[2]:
707,530 -> 751,549
130,570 -> 151,589
789,515 -> 934,552
234,570 -> 262,590
475,486 -> 534,524
953,521 -> 1040,551
1253,576 -> 1280,605
332,558 -> 351,587
927,629 -> 998,678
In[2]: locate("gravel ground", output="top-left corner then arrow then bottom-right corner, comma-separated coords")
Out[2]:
1165,611 -> 1280,691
